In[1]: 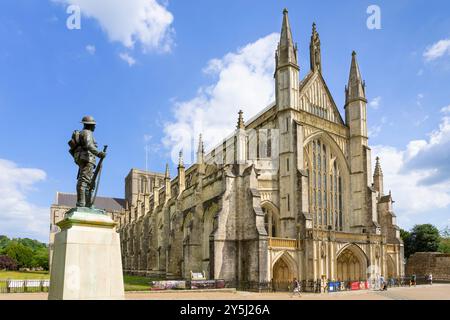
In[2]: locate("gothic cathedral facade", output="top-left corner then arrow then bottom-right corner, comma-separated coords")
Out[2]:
118,9 -> 404,283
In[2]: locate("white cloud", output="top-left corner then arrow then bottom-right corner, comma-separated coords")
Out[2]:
0,159 -> 48,242
85,44 -> 96,55
54,0 -> 174,52
416,93 -> 424,107
372,144 -> 450,216
441,105 -> 450,114
162,33 -> 279,164
424,39 -> 450,61
369,96 -> 381,109
119,52 -> 136,66
372,110 -> 450,220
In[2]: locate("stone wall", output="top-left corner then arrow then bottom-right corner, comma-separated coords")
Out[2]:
406,252 -> 450,280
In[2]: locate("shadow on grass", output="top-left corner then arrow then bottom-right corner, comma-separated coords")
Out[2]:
123,274 -> 164,292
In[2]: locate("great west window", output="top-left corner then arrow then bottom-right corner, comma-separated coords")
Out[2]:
305,138 -> 344,231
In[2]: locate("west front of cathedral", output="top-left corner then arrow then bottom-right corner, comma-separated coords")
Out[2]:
116,9 -> 405,285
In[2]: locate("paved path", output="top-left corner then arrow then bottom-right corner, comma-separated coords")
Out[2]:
1,284 -> 450,300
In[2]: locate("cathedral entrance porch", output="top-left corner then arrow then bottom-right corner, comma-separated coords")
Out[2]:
336,245 -> 368,282
270,250 -> 298,291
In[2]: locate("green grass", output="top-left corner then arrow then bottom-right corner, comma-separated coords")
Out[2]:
0,271 -> 50,292
0,271 -> 162,292
0,271 -> 50,280
123,274 -> 161,291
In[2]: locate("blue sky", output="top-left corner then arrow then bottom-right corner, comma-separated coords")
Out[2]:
0,0 -> 449,242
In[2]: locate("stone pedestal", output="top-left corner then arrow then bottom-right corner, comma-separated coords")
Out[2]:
48,207 -> 125,300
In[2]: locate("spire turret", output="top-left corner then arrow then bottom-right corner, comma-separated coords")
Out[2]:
165,163 -> 170,179
373,156 -> 384,196
178,150 -> 184,169
345,50 -> 370,229
236,110 -> 245,129
276,8 -> 298,71
197,134 -> 204,164
164,163 -> 171,202
374,156 -> 383,176
345,51 -> 366,105
153,178 -> 159,208
178,150 -> 185,195
274,9 -> 300,111
310,22 -> 322,72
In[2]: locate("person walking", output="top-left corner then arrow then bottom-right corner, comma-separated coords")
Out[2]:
428,273 -> 433,285
410,274 -> 416,286
291,278 -> 301,297
379,275 -> 386,291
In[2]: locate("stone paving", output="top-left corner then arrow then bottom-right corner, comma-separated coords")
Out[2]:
1,284 -> 450,300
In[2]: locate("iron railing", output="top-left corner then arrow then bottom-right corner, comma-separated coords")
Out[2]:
0,279 -> 50,294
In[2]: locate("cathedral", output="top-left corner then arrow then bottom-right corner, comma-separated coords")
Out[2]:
117,9 -> 405,284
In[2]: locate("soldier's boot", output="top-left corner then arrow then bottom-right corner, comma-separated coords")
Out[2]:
86,191 -> 93,208
85,190 -> 93,208
76,182 -> 86,207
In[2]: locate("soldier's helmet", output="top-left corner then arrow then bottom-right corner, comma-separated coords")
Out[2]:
81,115 -> 96,125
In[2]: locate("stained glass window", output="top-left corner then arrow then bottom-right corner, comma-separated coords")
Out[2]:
306,138 -> 344,230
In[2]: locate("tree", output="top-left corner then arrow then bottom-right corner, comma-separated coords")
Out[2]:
0,235 -> 10,249
4,241 -> 34,268
0,255 -> 17,271
0,236 -> 49,270
15,238 -> 47,251
400,229 -> 413,258
439,239 -> 450,254
408,224 -> 441,256
31,247 -> 49,270
441,227 -> 450,238
439,227 -> 450,254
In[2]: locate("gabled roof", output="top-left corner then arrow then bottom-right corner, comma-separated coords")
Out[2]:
298,70 -> 345,125
55,192 -> 125,212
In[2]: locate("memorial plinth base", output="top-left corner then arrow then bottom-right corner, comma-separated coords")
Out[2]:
48,207 -> 125,300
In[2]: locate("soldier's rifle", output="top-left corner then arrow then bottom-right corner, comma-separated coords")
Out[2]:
89,145 -> 108,207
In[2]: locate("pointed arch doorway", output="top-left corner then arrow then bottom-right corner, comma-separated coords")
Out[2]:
272,253 -> 297,291
336,245 -> 368,281
386,255 -> 395,278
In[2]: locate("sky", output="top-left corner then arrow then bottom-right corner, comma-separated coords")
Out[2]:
0,0 -> 449,242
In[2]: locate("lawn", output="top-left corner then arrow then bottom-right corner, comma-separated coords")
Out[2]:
0,271 -> 50,280
123,274 -> 160,291
0,271 -> 50,292
0,271 -> 159,292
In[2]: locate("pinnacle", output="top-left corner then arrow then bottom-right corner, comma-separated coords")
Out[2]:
178,150 -> 184,168
346,50 -> 366,102
165,163 -> 170,178
236,110 -> 245,129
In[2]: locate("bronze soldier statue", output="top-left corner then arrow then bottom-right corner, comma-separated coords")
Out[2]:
68,116 -> 107,208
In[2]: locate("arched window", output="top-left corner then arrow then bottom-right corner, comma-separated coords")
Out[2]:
263,205 -> 279,237
140,176 -> 148,194
183,213 -> 193,242
202,208 -> 215,259
305,138 -> 344,231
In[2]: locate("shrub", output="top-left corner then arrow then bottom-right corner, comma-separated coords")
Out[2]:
0,255 -> 18,271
